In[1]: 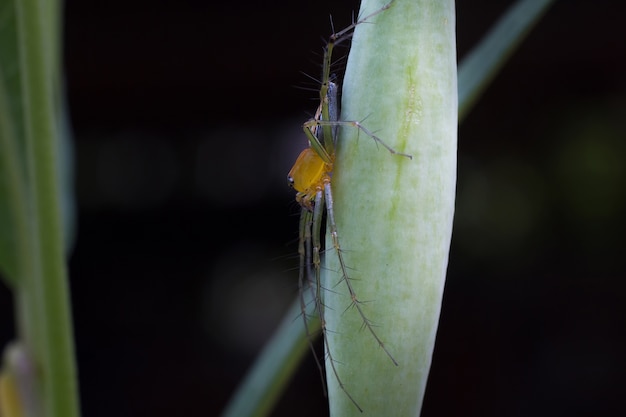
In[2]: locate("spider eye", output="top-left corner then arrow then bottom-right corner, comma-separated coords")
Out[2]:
287,175 -> 294,188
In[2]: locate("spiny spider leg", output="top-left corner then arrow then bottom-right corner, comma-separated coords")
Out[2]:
288,0 -> 409,411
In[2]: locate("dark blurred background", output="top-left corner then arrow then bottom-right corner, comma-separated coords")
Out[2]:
1,0 -> 625,416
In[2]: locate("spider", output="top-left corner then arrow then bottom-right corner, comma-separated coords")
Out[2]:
287,0 -> 411,411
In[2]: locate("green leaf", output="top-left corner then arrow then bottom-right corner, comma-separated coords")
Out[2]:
0,0 -> 81,415
458,0 -> 555,121
220,297 -> 321,417
0,0 -> 29,287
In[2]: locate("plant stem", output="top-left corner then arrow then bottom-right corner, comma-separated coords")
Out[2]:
15,0 -> 80,415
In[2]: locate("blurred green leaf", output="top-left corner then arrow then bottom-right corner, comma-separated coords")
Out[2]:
458,0 -> 555,121
0,0 -> 29,287
0,0 -> 81,415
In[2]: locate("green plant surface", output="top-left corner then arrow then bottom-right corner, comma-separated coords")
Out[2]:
0,0 -> 80,415
323,0 -> 456,415
0,0 -> 28,290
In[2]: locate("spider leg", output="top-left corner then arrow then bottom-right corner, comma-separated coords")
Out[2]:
308,117 -> 413,160
311,188 -> 364,413
290,2 -> 402,411
298,207 -> 326,396
323,181 -> 399,366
